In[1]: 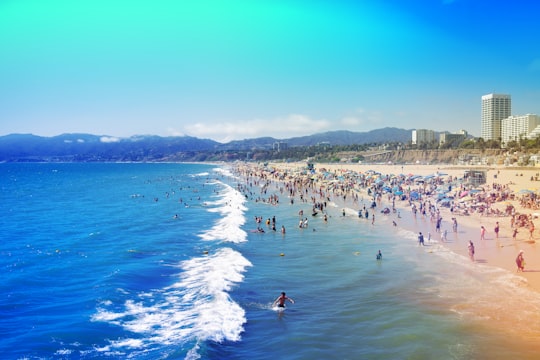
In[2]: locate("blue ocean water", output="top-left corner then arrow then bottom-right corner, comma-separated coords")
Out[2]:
2,163 -> 540,359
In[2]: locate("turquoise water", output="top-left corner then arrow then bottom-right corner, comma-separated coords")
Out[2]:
2,163 -> 540,359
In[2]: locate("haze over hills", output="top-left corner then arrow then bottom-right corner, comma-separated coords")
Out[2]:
0,127 -> 413,162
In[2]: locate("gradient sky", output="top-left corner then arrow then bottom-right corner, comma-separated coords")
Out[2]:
1,0 -> 539,142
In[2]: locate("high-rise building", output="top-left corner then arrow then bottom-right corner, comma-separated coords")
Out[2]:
501,114 -> 540,146
481,94 -> 511,141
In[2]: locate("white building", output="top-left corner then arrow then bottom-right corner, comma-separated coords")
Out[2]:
501,114 -> 540,146
439,129 -> 468,147
412,129 -> 436,146
481,93 -> 511,141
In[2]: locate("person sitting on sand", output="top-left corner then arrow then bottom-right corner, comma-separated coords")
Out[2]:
516,250 -> 525,272
273,292 -> 294,308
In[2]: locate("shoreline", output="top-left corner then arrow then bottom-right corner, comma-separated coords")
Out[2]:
255,161 -> 540,293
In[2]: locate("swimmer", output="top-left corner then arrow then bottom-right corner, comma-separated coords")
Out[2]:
273,292 -> 294,308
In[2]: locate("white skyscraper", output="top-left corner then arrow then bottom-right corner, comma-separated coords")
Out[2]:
481,94 -> 511,141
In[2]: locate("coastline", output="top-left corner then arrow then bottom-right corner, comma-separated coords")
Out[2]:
258,161 -> 540,293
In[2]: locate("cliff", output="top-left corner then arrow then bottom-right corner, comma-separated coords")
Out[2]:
361,149 -> 505,165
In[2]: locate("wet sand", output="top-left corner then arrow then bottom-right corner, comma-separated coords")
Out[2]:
264,162 -> 540,293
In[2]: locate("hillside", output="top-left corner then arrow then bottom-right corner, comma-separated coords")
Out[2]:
0,128 -> 413,162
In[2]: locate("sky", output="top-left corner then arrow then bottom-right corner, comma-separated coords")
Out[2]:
1,0 -> 539,143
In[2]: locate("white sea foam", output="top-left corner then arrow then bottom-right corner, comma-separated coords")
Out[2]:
92,247 -> 252,355
213,167 -> 234,178
199,182 -> 247,243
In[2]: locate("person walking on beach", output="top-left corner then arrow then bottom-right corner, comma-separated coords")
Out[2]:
529,221 -> 535,240
494,222 -> 500,239
452,218 -> 458,232
273,292 -> 295,308
516,250 -> 525,272
513,228 -> 518,241
441,229 -> 448,242
480,226 -> 486,240
418,232 -> 425,246
468,241 -> 475,262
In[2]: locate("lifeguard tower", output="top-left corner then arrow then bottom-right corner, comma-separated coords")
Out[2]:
464,170 -> 486,187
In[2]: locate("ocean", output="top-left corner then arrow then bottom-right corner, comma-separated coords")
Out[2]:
2,162 -> 540,359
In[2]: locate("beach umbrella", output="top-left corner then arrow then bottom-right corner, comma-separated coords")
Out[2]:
518,189 -> 534,194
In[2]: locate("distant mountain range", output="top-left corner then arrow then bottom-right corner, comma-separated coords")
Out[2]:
0,127 -> 414,162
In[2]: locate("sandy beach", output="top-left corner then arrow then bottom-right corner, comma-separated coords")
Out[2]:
250,161 -> 540,293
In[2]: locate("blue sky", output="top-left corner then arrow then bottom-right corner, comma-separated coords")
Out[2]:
1,0 -> 539,142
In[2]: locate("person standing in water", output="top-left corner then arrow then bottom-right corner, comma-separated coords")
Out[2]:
468,241 -> 475,262
516,250 -> 525,272
273,292 -> 295,308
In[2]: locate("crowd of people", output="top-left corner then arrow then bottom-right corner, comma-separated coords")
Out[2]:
233,162 -> 538,279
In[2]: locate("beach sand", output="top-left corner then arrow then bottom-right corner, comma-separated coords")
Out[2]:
263,162 -> 540,293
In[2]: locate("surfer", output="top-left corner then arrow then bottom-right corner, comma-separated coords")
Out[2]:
273,292 -> 295,308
